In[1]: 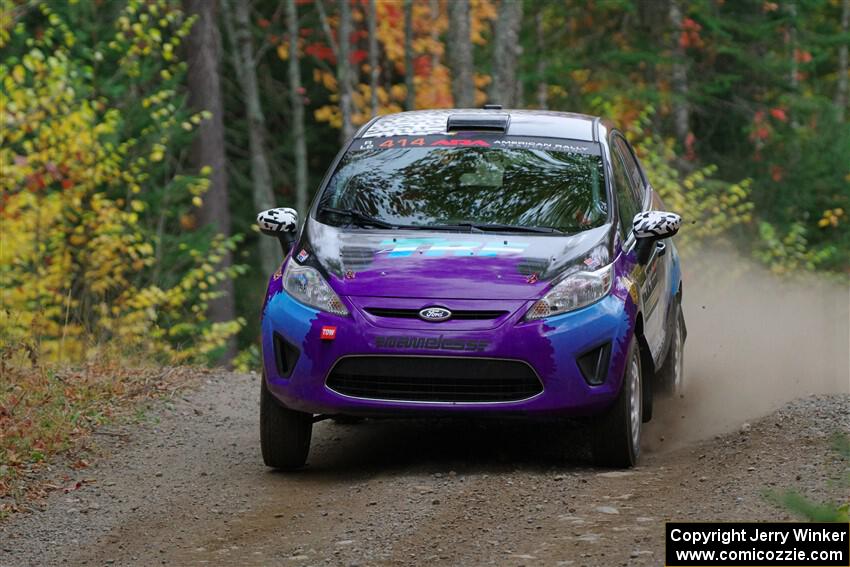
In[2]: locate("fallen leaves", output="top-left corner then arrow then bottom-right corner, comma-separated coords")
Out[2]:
0,362 -> 200,512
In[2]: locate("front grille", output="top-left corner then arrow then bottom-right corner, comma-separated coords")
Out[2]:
364,307 -> 508,320
326,356 -> 543,402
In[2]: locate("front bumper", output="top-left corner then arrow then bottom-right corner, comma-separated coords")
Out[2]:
261,290 -> 635,417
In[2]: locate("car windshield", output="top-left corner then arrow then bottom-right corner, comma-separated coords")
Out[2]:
317,145 -> 607,234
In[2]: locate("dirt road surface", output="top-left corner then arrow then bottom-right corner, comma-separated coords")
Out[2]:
1,368 -> 847,567
3,266 -> 849,566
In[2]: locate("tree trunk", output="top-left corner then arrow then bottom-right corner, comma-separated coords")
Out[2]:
368,0 -> 379,116
669,0 -> 690,149
404,0 -> 415,110
489,0 -> 523,107
535,7 -> 547,109
787,3 -> 799,128
183,0 -> 236,362
221,0 -> 280,277
338,0 -> 355,141
430,0 -> 440,73
287,0 -> 309,216
447,0 -> 474,107
837,0 -> 849,121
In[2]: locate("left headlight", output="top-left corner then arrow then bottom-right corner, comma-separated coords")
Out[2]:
524,263 -> 614,320
282,261 -> 349,316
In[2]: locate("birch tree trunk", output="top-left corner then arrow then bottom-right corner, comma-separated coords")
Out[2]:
368,0 -> 379,116
338,0 -> 355,141
404,0 -> 415,110
447,0 -> 474,108
669,0 -> 690,149
287,0 -> 309,216
221,0 -> 279,277
837,0 -> 849,122
489,0 -> 522,107
183,0 -> 236,361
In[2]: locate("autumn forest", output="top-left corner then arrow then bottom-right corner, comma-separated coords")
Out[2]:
1,0 -> 848,369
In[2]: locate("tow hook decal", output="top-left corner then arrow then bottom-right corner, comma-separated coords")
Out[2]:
320,326 -> 337,340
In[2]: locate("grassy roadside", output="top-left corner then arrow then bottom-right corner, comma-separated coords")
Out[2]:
0,360 -> 204,518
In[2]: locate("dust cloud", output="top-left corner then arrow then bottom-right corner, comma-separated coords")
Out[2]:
647,250 -> 849,448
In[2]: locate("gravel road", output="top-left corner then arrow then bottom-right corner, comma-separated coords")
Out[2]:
1,368 -> 848,567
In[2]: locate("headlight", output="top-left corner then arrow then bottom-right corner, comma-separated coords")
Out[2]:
282,261 -> 349,316
524,264 -> 614,320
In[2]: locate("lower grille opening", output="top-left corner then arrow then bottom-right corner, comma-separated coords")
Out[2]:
274,332 -> 300,377
326,356 -> 542,403
576,342 -> 611,385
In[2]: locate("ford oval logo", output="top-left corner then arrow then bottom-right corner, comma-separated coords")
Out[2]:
419,307 -> 452,322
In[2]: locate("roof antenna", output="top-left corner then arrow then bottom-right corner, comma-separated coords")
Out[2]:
482,104 -> 502,110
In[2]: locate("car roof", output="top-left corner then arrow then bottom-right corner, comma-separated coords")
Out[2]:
358,109 -> 603,142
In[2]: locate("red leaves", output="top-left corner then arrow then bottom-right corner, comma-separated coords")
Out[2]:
679,18 -> 704,50
413,54 -> 431,77
305,42 -> 335,63
769,107 -> 787,122
770,164 -> 784,182
26,173 -> 46,192
351,49 -> 367,65
684,132 -> 697,161
794,49 -> 812,64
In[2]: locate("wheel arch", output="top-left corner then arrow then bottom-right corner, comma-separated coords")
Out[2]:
633,310 -> 655,422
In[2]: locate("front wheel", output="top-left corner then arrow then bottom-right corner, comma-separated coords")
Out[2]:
592,336 -> 642,468
260,374 -> 313,470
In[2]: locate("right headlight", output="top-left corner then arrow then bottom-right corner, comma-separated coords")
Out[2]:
524,263 -> 614,320
282,261 -> 349,316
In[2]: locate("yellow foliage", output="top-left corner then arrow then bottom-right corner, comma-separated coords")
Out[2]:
619,109 -> 756,253
0,2 -> 242,366
305,0 -> 494,126
470,0 -> 497,45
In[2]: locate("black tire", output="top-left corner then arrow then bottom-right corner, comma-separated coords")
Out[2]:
658,307 -> 685,397
592,336 -> 642,468
260,374 -> 312,470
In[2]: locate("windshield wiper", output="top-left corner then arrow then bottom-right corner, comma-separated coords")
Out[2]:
318,206 -> 397,229
439,222 -> 565,234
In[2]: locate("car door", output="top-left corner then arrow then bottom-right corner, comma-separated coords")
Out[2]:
613,135 -> 670,361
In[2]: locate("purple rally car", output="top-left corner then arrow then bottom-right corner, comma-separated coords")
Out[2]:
256,108 -> 685,469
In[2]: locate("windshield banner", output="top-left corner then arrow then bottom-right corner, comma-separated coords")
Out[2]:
348,134 -> 601,155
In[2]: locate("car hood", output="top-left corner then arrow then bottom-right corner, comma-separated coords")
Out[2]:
298,219 -> 614,300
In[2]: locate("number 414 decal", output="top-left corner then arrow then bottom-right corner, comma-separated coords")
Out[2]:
377,137 -> 490,148
379,137 -> 425,148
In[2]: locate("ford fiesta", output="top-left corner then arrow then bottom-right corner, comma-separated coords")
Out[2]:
256,108 -> 685,469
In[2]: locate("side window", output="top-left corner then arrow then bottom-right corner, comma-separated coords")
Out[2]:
614,136 -> 646,205
610,145 -> 641,237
